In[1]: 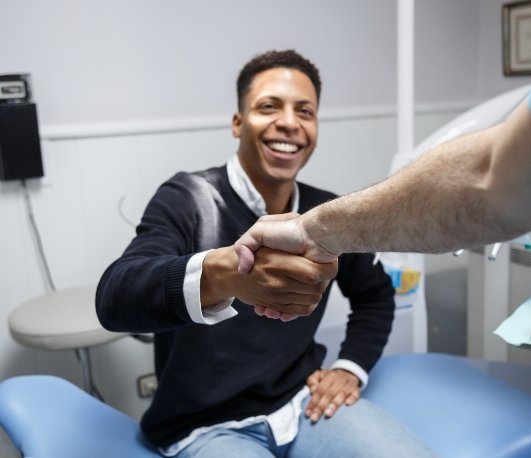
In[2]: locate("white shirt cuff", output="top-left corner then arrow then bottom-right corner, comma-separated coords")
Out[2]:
183,251 -> 238,325
331,359 -> 369,389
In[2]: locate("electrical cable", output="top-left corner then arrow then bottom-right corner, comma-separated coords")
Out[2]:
117,195 -> 136,227
21,179 -> 56,292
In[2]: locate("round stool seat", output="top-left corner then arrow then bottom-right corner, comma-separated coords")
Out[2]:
9,286 -> 124,351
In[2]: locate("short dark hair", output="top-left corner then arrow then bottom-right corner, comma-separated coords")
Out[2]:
236,49 -> 321,111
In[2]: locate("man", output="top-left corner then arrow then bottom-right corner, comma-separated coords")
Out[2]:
96,50 -> 435,457
235,92 -> 531,273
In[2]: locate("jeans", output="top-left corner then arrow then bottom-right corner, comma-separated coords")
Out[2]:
175,397 -> 438,457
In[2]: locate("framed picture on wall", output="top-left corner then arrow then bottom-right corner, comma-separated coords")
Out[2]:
503,1 -> 531,75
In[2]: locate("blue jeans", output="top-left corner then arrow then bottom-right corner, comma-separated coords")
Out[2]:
175,397 -> 437,457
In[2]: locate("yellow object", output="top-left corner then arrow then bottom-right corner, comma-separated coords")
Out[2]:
395,269 -> 421,295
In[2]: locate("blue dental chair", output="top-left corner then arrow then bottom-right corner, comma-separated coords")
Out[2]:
2,353 -> 531,458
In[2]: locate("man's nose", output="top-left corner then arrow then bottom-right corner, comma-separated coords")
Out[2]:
276,108 -> 299,130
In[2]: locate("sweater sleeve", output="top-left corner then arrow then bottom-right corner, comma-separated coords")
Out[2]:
334,253 -> 395,373
96,178 -> 201,333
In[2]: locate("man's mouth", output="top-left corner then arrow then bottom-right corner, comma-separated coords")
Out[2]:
265,141 -> 301,154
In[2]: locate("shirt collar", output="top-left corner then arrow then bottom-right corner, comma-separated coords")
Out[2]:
227,154 -> 299,217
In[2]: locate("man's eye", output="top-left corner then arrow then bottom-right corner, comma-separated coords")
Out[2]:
299,108 -> 314,117
260,103 -> 275,111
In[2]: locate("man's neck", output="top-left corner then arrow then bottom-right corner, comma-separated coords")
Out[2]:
228,154 -> 298,216
257,181 -> 294,214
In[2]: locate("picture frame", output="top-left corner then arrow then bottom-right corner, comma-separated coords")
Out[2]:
503,1 -> 531,75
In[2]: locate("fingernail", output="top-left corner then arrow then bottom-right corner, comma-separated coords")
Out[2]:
311,413 -> 319,422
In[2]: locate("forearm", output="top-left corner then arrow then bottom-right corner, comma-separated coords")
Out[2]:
336,256 -> 395,371
303,99 -> 531,254
303,138 -> 497,254
201,246 -> 239,306
96,254 -> 193,333
339,296 -> 394,371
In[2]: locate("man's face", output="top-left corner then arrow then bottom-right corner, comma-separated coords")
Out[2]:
232,68 -> 318,189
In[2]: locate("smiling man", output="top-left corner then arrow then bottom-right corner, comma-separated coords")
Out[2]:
96,50 -> 436,457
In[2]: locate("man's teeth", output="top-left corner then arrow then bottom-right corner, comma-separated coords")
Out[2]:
268,142 -> 299,153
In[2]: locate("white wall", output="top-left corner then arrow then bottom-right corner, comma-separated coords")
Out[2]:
1,0 -> 529,420
415,0 -> 481,104
1,0 -> 398,125
1,0 -> 492,126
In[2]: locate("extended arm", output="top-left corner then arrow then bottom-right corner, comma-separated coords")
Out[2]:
303,98 -> 531,254
96,179 -> 337,332
236,97 -> 531,268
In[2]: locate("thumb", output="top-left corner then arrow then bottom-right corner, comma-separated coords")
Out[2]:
234,221 -> 269,274
235,243 -> 257,274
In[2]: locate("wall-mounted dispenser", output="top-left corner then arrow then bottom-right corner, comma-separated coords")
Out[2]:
0,74 -> 44,181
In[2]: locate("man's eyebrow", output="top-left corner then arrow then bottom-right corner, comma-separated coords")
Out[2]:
256,95 -> 281,101
257,95 -> 315,103
254,95 -> 317,107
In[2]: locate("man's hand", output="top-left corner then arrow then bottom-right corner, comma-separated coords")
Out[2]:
234,213 -> 337,274
201,246 -> 337,320
305,369 -> 361,423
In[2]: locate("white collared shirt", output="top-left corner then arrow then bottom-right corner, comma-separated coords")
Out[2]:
162,154 -> 368,456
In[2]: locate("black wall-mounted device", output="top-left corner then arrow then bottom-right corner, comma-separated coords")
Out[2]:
0,74 -> 44,181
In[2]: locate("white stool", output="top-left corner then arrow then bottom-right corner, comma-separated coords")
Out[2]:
8,286 -> 125,397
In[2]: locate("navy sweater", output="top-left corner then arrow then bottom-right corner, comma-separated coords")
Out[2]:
96,165 -> 394,448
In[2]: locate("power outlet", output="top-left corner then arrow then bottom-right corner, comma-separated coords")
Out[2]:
137,373 -> 158,398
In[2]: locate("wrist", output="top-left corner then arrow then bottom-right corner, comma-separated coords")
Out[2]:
201,247 -> 237,308
334,368 -> 361,387
302,208 -> 341,261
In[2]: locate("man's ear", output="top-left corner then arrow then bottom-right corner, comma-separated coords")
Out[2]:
232,113 -> 242,138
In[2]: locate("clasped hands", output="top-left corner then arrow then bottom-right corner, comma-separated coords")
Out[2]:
232,213 -> 338,321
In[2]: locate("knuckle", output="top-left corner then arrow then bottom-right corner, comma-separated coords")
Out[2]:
299,304 -> 317,316
312,385 -> 325,397
304,268 -> 322,284
315,282 -> 327,294
264,278 -> 285,291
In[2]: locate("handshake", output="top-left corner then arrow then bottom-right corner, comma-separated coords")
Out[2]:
234,212 -> 340,322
